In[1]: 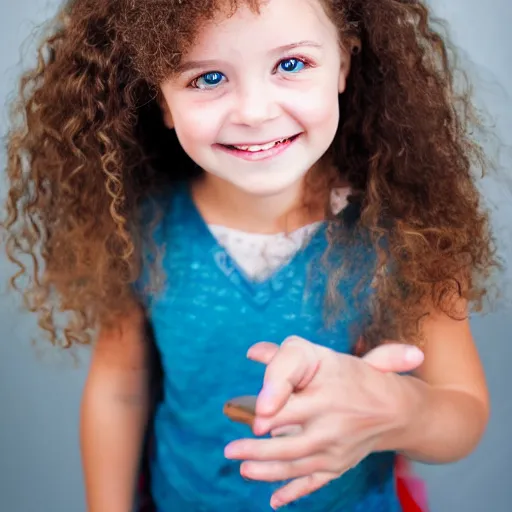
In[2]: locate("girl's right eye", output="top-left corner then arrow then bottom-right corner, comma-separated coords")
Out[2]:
190,71 -> 226,90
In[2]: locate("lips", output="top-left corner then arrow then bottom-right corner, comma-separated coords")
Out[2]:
215,133 -> 302,162
221,134 -> 301,153
226,135 -> 296,153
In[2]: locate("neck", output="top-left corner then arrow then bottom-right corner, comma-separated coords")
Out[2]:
190,174 -> 325,234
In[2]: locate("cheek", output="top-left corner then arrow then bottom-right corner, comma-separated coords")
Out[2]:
289,83 -> 340,133
171,101 -> 221,150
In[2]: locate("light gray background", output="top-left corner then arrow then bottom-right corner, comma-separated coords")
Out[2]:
1,1 -> 511,511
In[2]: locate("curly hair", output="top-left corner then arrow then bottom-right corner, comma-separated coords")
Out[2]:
2,0 -> 497,348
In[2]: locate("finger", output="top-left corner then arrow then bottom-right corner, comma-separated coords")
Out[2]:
240,455 -> 329,482
270,472 -> 333,509
247,342 -> 280,365
225,433 -> 315,462
252,393 -> 319,436
257,337 -> 321,416
362,343 -> 424,373
270,424 -> 303,437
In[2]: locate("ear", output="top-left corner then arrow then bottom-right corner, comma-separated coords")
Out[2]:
338,40 -> 359,94
158,92 -> 174,129
338,52 -> 351,94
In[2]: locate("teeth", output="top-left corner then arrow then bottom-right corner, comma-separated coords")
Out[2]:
232,137 -> 288,152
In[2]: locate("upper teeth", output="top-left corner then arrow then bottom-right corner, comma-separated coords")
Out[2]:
232,138 -> 288,152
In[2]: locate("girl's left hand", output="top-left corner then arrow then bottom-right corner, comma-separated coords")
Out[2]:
224,336 -> 424,509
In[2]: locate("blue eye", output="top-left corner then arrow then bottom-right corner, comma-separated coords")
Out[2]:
193,71 -> 225,89
278,58 -> 305,73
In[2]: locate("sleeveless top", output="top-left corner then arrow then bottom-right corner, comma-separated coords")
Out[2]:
136,184 -> 400,512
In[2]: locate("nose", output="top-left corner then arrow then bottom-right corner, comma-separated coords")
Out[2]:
230,81 -> 280,127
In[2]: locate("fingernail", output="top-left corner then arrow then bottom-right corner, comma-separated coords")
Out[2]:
224,445 -> 236,458
270,497 -> 282,510
405,346 -> 424,363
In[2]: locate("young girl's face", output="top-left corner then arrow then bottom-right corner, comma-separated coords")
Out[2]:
160,0 -> 350,197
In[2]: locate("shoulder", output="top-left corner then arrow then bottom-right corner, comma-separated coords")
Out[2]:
132,187 -> 174,300
92,304 -> 148,371
132,182 -> 192,303
136,182 -> 190,242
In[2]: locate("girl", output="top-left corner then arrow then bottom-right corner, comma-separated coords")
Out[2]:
3,0 -> 495,510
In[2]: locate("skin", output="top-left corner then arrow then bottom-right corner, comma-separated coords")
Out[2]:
160,0 -> 350,232
224,320 -> 488,508
157,0 -> 490,509
81,308 -> 150,512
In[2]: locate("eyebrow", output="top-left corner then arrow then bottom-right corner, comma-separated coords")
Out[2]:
176,40 -> 323,74
273,40 -> 323,53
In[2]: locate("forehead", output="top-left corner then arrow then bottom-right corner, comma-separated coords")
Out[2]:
187,0 -> 337,57
120,0 -> 339,83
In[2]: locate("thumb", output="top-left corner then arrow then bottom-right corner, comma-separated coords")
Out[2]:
362,343 -> 424,373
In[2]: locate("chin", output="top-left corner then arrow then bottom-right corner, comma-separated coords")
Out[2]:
235,171 -> 310,198
233,181 -> 298,198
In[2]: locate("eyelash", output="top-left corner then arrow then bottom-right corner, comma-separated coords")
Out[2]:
188,55 -> 314,90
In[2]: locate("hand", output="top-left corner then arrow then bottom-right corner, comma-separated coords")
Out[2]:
224,336 -> 424,509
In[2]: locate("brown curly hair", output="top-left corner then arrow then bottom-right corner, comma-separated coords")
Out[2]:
2,0 -> 497,348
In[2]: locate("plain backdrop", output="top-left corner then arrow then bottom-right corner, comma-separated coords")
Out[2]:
1,0 -> 511,511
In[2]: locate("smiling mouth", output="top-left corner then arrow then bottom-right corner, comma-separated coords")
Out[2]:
221,134 -> 301,153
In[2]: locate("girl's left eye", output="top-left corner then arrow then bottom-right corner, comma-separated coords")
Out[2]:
278,58 -> 306,73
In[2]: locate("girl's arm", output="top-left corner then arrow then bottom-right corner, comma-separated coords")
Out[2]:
80,305 -> 150,512
381,307 -> 490,463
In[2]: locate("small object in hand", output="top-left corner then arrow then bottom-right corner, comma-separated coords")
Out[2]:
223,396 -> 257,426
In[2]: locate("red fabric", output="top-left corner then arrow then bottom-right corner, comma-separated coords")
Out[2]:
396,475 -> 425,512
395,456 -> 428,512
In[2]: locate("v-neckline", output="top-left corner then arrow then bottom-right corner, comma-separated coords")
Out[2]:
178,183 -> 328,309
